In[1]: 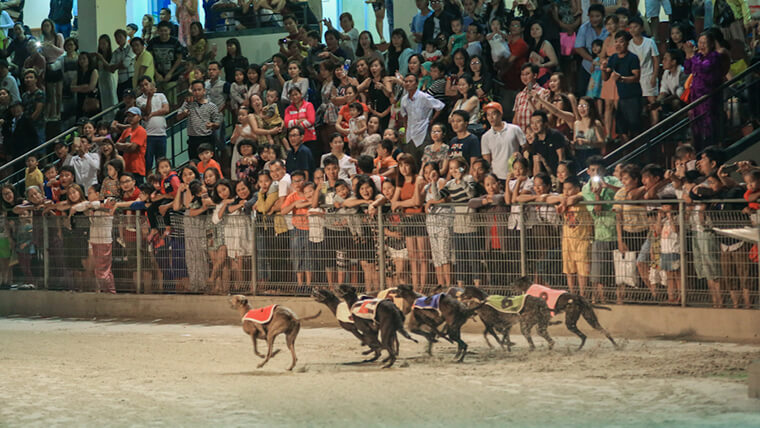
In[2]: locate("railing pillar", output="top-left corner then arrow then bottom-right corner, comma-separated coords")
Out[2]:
250,215 -> 258,296
519,203 -> 527,277
135,215 -> 142,294
42,215 -> 49,290
377,212 -> 386,291
678,201 -> 687,308
756,215 -> 760,309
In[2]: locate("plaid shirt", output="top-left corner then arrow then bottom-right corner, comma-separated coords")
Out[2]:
180,99 -> 222,137
513,84 -> 548,131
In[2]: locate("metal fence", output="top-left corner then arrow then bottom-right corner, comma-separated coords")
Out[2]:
9,200 -> 760,309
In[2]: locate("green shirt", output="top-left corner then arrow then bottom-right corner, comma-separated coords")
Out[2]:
582,176 -> 622,242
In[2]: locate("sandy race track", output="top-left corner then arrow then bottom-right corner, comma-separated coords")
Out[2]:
1,317 -> 759,427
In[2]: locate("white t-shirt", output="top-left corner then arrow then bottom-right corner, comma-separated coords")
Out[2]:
278,173 -> 293,230
136,93 -> 169,136
320,153 -> 357,181
480,122 -> 526,180
628,37 -> 659,77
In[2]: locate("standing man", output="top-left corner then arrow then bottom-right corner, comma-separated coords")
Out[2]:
285,126 -> 315,180
422,0 -> 454,45
205,61 -> 227,156
177,80 -> 222,160
159,8 -> 180,39
130,37 -> 154,90
480,102 -> 525,185
147,21 -> 184,104
399,73 -> 445,162
0,59 -> 19,102
574,4 -> 608,98
603,31 -> 642,143
109,29 -> 135,100
136,76 -> 169,174
114,107 -> 148,184
527,110 -> 566,177
49,0 -> 73,38
410,0 -> 432,53
513,64 -> 548,132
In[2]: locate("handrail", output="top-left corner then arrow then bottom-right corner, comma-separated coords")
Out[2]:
0,102 -> 125,175
582,59 -> 760,174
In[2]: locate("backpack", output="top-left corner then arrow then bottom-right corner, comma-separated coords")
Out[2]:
714,0 -> 736,27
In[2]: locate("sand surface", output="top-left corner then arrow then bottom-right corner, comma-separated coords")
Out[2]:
1,317 -> 759,427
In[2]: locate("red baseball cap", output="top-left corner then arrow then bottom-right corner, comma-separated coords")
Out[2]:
483,102 -> 503,114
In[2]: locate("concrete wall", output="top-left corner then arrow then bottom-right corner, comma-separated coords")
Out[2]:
2,291 -> 759,343
207,30 -> 290,66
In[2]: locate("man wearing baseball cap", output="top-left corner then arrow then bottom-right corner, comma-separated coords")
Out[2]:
480,101 -> 526,184
115,106 -> 148,183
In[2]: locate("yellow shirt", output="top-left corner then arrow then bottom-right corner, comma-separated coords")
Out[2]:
25,168 -> 43,191
562,205 -> 593,241
133,50 -> 155,88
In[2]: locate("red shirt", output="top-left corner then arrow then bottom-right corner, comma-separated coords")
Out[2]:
745,189 -> 760,211
119,126 -> 147,177
198,159 -> 224,178
505,38 -> 528,91
121,186 -> 142,242
284,101 -> 317,142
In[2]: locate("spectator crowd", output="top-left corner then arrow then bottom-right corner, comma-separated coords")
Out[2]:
0,0 -> 758,309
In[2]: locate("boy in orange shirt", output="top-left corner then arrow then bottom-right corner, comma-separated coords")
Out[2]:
281,170 -> 312,288
196,143 -> 224,178
373,139 -> 397,179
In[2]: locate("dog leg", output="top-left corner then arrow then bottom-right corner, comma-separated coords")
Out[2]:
251,332 -> 265,358
520,320 -> 536,351
536,319 -> 555,350
565,316 -> 587,351
285,324 -> 300,371
581,305 -> 618,349
448,325 -> 467,363
380,328 -> 397,368
257,333 -> 277,368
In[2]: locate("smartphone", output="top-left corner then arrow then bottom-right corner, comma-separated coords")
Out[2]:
723,162 -> 738,174
280,38 -> 288,44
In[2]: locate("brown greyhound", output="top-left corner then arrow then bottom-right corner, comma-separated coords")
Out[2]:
230,295 -> 321,371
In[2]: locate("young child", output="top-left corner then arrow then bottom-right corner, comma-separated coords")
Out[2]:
656,204 -> 680,304
263,90 -> 286,145
42,164 -> 61,201
73,184 -> 116,293
196,144 -> 224,178
554,176 -> 593,298
422,161 -> 452,287
448,16 -> 467,54
627,16 -> 660,125
374,139 -> 398,178
347,102 -> 367,147
487,18 -> 510,64
258,143 -> 279,171
24,154 -> 43,190
14,210 -> 35,281
100,159 -> 123,198
229,68 -> 248,112
425,61 -> 447,102
92,121 -> 114,147
586,39 -> 604,110
422,40 -> 442,62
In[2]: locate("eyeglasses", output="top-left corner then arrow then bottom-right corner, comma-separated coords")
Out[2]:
471,61 -> 481,65
120,180 -> 133,184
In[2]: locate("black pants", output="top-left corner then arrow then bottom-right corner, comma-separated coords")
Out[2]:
188,135 -> 214,161
116,79 -> 132,101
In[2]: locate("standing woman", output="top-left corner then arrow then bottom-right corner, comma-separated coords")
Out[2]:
283,87 -> 317,154
391,154 -> 428,292
386,29 -> 413,76
573,96 -> 606,166
187,22 -> 213,70
141,14 -> 157,42
526,21 -> 559,87
356,31 -> 384,66
600,15 -> 619,139
71,53 -> 99,119
63,37 -> 79,93
346,175 -> 383,292
208,179 -> 232,294
279,60 -> 309,104
421,123 -> 450,178
683,33 -> 723,150
40,19 -> 65,123
450,74 -> 482,136
469,54 -> 493,121
445,48 -> 470,98
173,0 -> 199,46
366,57 -> 393,130
221,38 -> 250,83
173,165 -> 209,292
61,184 -> 90,288
229,105 -> 256,171
406,54 -> 424,83
316,61 -> 340,145
222,179 -> 254,292
95,34 -> 117,112
546,72 -> 579,119
244,64 -> 264,103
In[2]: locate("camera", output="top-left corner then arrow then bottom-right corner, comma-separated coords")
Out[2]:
591,175 -> 602,183
723,162 -> 738,174
279,38 -> 288,44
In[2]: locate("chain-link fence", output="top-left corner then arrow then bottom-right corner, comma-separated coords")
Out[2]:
10,200 -> 760,308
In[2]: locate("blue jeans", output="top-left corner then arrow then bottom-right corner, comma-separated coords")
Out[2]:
145,135 -> 167,173
290,228 -> 310,272
55,22 -> 72,39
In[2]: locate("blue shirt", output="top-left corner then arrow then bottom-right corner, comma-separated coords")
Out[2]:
411,10 -> 433,53
286,144 -> 315,178
574,22 -> 608,74
608,51 -> 642,99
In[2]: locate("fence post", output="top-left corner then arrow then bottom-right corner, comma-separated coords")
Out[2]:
250,215 -> 258,296
135,215 -> 142,294
678,201 -> 687,308
42,215 -> 49,290
377,212 -> 386,291
756,217 -> 760,309
519,203 -> 527,277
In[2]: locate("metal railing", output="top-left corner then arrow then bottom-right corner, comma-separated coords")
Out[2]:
591,60 -> 760,174
7,199 -> 759,309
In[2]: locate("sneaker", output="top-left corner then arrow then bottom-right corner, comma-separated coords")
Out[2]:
116,237 -> 127,248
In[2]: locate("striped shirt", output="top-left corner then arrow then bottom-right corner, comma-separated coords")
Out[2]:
180,99 -> 222,137
111,44 -> 135,84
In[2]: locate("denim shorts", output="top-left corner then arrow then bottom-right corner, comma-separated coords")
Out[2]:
660,253 -> 680,272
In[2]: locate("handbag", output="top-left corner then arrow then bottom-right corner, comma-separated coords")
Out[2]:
82,95 -> 101,115
714,0 -> 736,27
559,32 -> 576,57
46,56 -> 64,83
613,249 -> 638,287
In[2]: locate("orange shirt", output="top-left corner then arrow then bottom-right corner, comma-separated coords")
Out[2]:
283,191 -> 309,230
119,126 -> 147,177
374,155 -> 397,174
198,159 -> 224,178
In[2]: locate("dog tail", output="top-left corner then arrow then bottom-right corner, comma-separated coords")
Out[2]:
591,304 -> 612,311
393,306 -> 418,343
298,310 -> 322,322
549,320 -> 562,326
